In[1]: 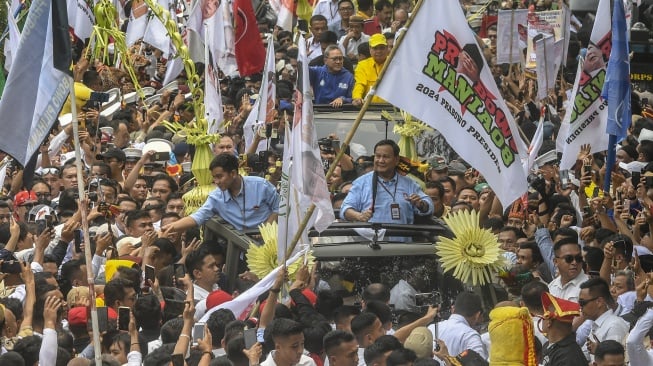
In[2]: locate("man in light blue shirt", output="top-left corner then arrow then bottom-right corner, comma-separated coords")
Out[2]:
341,139 -> 432,224
162,153 -> 279,232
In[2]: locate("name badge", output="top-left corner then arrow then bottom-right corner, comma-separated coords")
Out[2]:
391,203 -> 400,220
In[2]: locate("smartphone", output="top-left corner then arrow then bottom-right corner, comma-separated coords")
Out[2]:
616,190 -> 623,203
560,169 -> 570,189
45,215 -> 54,231
174,263 -> 186,279
592,187 -> 600,198
97,306 -> 108,333
331,139 -> 340,150
152,151 -> 170,161
90,91 -> 110,103
244,328 -> 257,349
118,306 -> 130,331
171,354 -> 185,366
584,164 -> 592,175
192,322 -> 206,346
632,171 -> 641,187
36,219 -> 46,235
1,260 -> 21,274
74,229 -> 83,253
433,322 -> 440,351
144,264 -> 155,285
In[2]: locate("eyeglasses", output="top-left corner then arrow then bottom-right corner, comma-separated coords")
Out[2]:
338,6 -> 353,11
556,254 -> 584,264
578,297 -> 599,307
327,56 -> 344,61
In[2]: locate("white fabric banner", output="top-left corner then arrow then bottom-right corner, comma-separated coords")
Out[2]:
4,2 -> 21,72
198,247 -> 309,322
557,0 -> 611,170
278,36 -> 334,262
143,0 -> 171,56
187,0 -> 237,77
125,3 -> 148,47
523,118 -> 544,176
535,36 -> 563,101
67,0 -> 95,41
375,0 -> 529,207
257,36 -> 277,125
496,9 -> 528,64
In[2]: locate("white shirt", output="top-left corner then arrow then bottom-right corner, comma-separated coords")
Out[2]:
357,347 -> 365,366
193,283 -> 219,302
616,291 -> 637,315
591,309 -> 629,344
312,0 -> 341,25
306,36 -> 322,61
338,33 -> 369,58
627,308 -> 653,366
548,271 -> 589,302
261,350 -> 317,366
428,314 -> 487,360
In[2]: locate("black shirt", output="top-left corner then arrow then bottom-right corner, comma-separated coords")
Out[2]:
542,333 -> 587,366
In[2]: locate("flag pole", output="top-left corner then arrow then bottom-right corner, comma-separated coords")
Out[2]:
285,0 -> 427,258
69,82 -> 102,364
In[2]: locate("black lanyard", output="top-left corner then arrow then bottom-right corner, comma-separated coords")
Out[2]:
378,175 -> 398,202
231,177 -> 246,229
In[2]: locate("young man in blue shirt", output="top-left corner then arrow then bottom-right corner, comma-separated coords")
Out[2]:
162,153 -> 279,232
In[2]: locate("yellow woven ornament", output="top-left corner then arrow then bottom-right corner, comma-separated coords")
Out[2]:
246,222 -> 312,280
436,210 -> 506,286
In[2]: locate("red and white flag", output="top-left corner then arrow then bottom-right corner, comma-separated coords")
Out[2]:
234,0 -> 265,76
375,0 -> 529,207
269,0 -> 295,31
187,0 -> 238,76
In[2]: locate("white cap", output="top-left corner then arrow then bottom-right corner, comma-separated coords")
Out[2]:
639,128 -> 653,143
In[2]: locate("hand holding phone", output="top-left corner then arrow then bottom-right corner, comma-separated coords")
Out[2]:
118,307 -> 130,331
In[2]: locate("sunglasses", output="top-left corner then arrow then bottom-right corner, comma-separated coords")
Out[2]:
578,296 -> 599,307
557,254 -> 583,264
38,167 -> 60,176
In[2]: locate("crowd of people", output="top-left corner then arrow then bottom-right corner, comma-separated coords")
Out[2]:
2,0 -> 653,365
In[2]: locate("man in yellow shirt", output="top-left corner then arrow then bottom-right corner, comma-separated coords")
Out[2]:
352,33 -> 388,107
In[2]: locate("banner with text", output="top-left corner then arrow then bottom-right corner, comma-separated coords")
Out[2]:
496,9 -> 528,64
526,10 -> 564,69
375,0 -> 528,207
557,0 -> 611,170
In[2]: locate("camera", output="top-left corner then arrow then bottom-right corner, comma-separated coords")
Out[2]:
414,291 -> 442,312
527,173 -> 546,193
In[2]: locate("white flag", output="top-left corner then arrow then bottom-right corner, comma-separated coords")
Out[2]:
143,0 -> 171,56
187,0 -> 237,76
279,36 -> 334,261
125,2 -> 148,47
535,36 -> 563,101
162,56 -> 184,86
523,118 -> 544,175
496,9 -> 528,64
205,59 -> 223,135
257,38 -> 276,125
557,0 -> 611,170
67,0 -> 95,41
198,247 -> 309,322
4,2 -> 21,72
375,0 -> 529,207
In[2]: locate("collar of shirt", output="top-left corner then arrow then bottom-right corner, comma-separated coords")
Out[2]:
223,176 -> 244,203
379,172 -> 398,184
556,270 -> 588,289
592,309 -> 615,329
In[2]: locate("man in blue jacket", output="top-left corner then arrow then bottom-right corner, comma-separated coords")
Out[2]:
309,45 -> 354,108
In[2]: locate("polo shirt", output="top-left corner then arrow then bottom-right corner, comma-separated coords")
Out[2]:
352,57 -> 387,104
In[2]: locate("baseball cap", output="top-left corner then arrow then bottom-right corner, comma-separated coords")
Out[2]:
369,34 -> 387,48
14,191 -> 37,208
96,148 -> 126,162
206,290 -> 233,310
427,155 -> 447,171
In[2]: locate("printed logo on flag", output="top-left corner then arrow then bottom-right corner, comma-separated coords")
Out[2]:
420,31 -> 519,170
